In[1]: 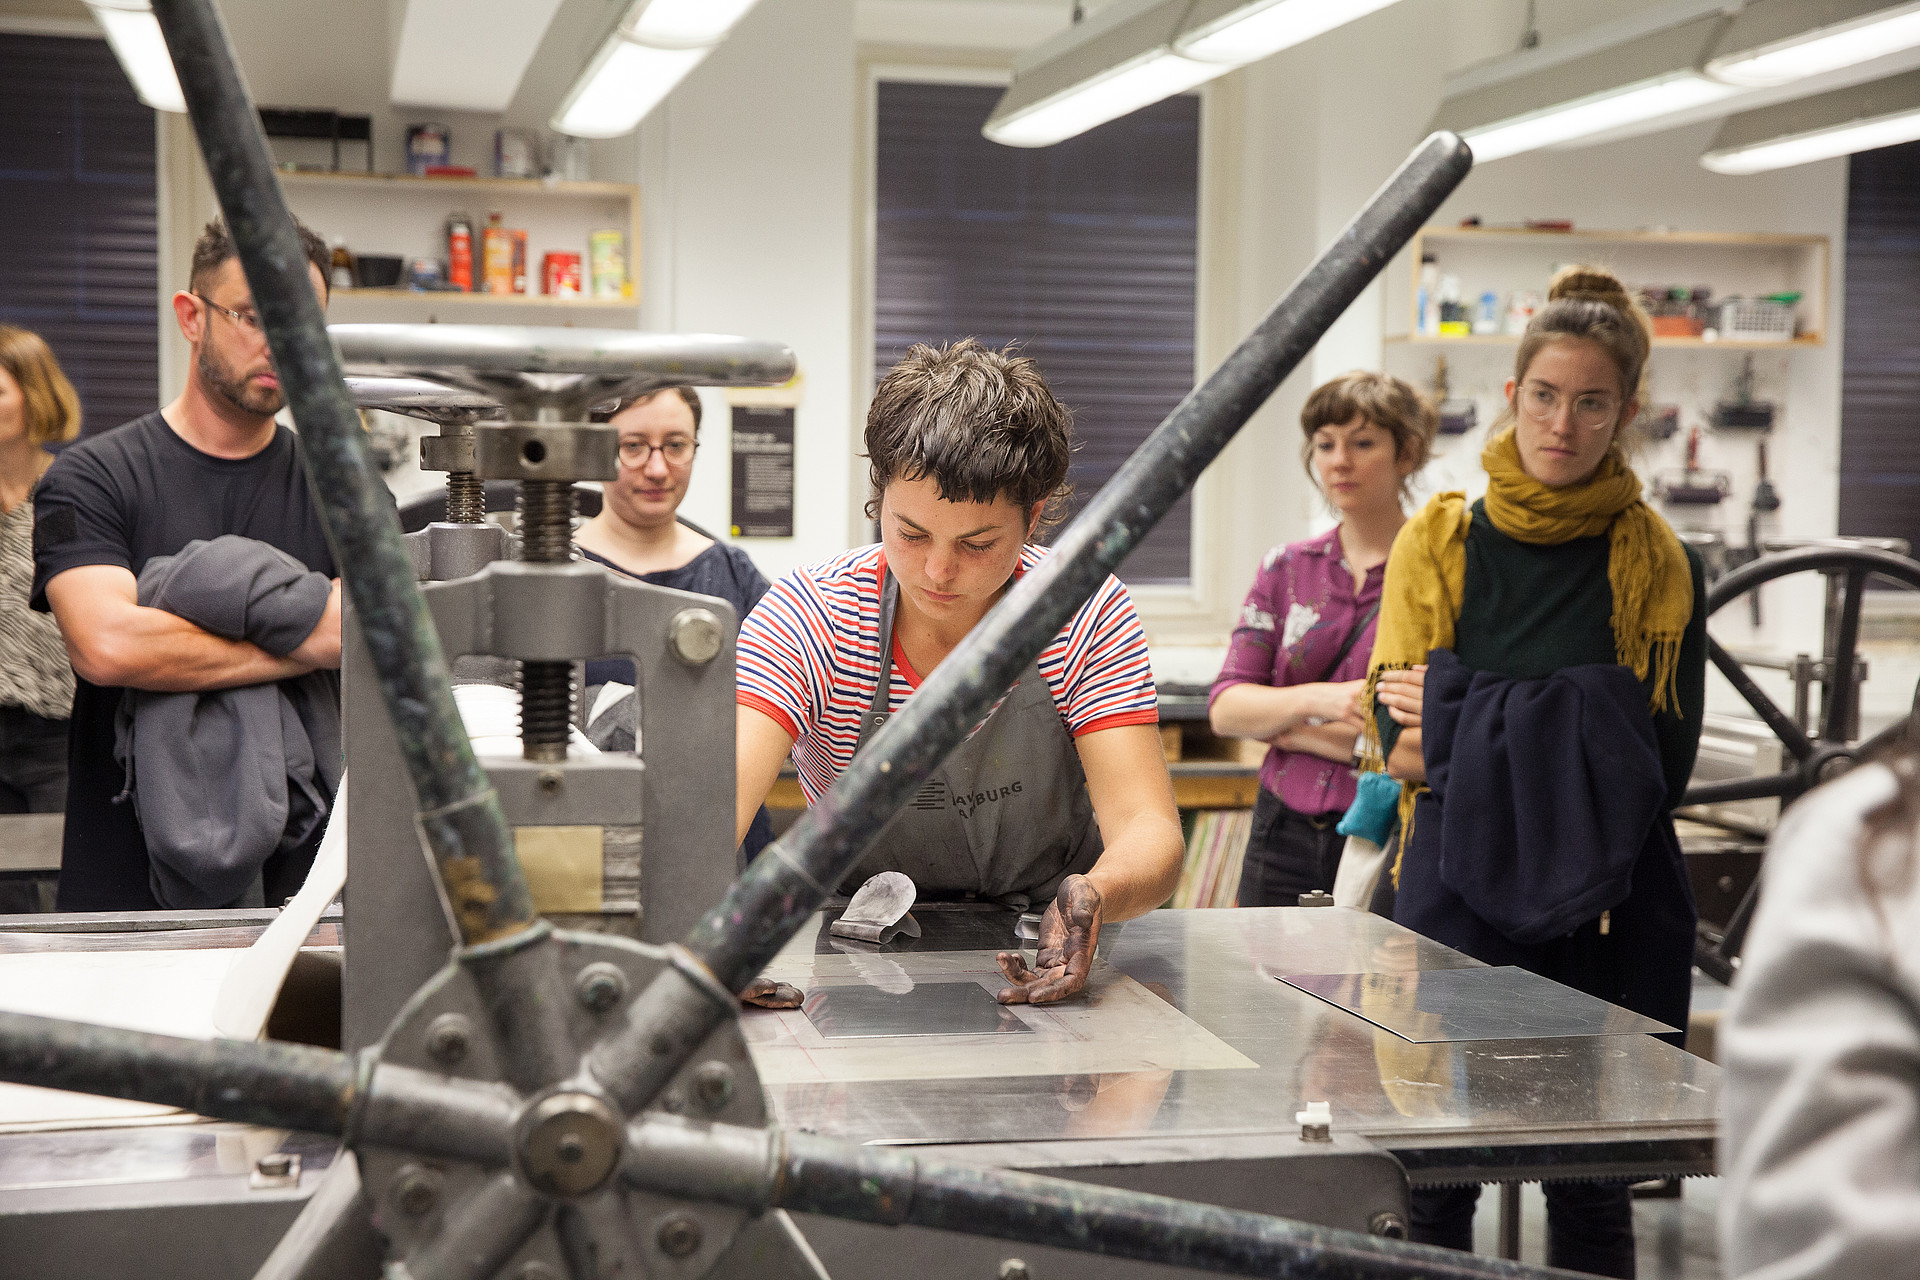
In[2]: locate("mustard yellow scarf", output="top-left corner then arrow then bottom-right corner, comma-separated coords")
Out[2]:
1361,429 -> 1694,869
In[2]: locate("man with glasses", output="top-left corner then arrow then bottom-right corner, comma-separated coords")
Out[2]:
30,218 -> 340,911
574,387 -> 775,859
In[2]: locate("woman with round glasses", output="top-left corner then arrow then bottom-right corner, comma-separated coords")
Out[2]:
1363,265 -> 1707,1275
576,387 -> 775,855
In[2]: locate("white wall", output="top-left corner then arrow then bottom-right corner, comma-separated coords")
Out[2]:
634,0 -> 859,580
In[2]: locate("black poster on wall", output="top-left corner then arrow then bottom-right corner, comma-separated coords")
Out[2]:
729,406 -> 795,538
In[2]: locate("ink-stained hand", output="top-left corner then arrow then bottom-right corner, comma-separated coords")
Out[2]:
739,978 -> 804,1010
996,874 -> 1102,1005
1375,665 -> 1428,728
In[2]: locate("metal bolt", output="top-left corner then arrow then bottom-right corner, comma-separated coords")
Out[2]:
425,1014 -> 472,1066
999,1260 -> 1033,1280
394,1167 -> 438,1217
657,1215 -> 703,1258
576,962 -> 628,1013
668,607 -> 724,665
255,1152 -> 294,1178
537,769 -> 563,794
1370,1211 -> 1408,1239
691,1061 -> 735,1113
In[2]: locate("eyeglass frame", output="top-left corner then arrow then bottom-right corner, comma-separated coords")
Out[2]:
193,292 -> 264,333
1514,379 -> 1623,431
616,436 -> 699,468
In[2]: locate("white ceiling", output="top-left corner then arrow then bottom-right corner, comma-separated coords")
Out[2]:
387,0 -> 572,111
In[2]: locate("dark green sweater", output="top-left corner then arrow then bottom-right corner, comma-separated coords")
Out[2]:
1380,499 -> 1708,807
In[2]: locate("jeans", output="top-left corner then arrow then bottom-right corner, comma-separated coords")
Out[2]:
0,705 -> 66,814
1409,1180 -> 1637,1277
1235,787 -> 1345,907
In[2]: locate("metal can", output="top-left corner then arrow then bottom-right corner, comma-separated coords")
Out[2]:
542,252 -> 582,297
588,230 -> 625,300
405,123 -> 450,177
446,212 -> 473,292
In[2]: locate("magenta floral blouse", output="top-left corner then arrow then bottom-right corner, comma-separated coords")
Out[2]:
1208,525 -> 1384,816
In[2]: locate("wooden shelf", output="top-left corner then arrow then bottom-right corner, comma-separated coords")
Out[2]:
333,287 -> 634,308
1416,226 -> 1828,248
280,170 -> 635,200
1385,333 -> 1825,350
1402,224 -> 1831,351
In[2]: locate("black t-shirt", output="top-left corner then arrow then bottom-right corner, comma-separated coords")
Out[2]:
31,411 -> 337,911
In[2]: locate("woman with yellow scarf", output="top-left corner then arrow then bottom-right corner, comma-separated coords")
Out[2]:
1365,266 -> 1706,1277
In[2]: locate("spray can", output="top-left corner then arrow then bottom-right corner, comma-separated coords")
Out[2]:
446,212 -> 473,292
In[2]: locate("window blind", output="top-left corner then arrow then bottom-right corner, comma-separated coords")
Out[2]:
1838,139 -> 1920,549
0,33 -> 158,439
874,81 -> 1199,584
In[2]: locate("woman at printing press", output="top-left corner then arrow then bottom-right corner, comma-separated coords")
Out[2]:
1208,372 -> 1434,906
1719,746 -> 1920,1278
1364,266 -> 1707,1277
573,385 -> 776,862
732,340 -> 1184,1008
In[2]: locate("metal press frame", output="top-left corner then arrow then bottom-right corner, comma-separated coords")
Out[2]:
0,1 -> 1594,1275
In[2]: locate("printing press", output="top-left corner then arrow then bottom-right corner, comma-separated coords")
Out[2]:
6,5 -> 1919,1278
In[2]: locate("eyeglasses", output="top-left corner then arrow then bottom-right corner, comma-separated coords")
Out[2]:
1517,381 -> 1620,431
194,293 -> 262,332
618,437 -> 697,468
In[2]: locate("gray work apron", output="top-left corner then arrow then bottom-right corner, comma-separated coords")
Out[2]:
843,572 -> 1104,910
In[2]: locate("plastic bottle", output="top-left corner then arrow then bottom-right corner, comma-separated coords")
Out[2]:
1474,290 -> 1499,335
1418,254 -> 1439,336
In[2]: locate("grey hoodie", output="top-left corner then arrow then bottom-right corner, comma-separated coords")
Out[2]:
114,535 -> 341,908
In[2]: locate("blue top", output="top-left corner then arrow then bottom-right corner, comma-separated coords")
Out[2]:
581,521 -> 770,688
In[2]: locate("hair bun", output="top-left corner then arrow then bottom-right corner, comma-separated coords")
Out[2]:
1548,264 -> 1632,311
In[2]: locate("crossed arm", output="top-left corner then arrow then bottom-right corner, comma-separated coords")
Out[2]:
44,564 -> 342,693
1209,679 -> 1367,764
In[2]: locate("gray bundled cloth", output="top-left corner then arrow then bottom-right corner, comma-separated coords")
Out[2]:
114,535 -> 341,908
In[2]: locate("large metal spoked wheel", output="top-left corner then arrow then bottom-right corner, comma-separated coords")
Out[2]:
1684,544 -> 1920,982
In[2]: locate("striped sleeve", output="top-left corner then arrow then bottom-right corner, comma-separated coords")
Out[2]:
1038,564 -> 1159,737
735,569 -> 827,742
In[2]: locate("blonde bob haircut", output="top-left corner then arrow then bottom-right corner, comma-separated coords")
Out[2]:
0,326 -> 81,446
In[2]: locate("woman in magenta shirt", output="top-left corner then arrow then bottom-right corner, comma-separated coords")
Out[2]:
1209,372 -> 1436,906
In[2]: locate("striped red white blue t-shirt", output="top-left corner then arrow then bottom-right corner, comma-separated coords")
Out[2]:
736,543 -> 1160,803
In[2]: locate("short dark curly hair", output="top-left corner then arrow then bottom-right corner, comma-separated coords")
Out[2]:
863,338 -> 1073,529
190,217 -> 331,295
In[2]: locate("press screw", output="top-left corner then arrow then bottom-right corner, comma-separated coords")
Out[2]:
537,769 -> 564,794
1370,1211 -> 1408,1239
1000,1260 -> 1033,1280
668,607 -> 724,665
658,1215 -> 703,1258
692,1061 -> 734,1113
394,1167 -> 438,1217
256,1153 -> 293,1178
576,963 -> 628,1013
425,1014 -> 472,1066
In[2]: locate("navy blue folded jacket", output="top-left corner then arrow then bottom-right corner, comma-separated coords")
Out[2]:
1395,648 -> 1697,1038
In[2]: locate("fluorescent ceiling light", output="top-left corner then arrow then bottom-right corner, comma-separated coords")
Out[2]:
1432,11 -> 1741,163
552,37 -> 705,139
552,0 -> 760,138
86,0 -> 185,113
1468,72 -> 1740,162
985,0 -> 1215,148
1703,65 -> 1920,171
624,0 -> 759,47
988,46 -> 1218,146
1708,0 -> 1920,88
1176,0 -> 1403,63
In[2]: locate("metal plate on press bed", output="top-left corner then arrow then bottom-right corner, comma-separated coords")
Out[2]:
1279,967 -> 1680,1043
803,980 -> 1034,1039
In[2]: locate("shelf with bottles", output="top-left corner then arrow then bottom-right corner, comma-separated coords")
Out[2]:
283,170 -> 640,323
1390,226 -> 1829,350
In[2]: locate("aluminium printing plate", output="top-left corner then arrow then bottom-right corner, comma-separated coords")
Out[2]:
1279,966 -> 1679,1044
